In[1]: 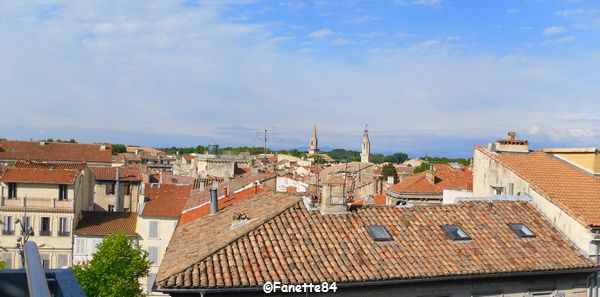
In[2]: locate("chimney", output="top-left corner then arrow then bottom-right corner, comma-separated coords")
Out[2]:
507,131 -> 516,141
387,176 -> 394,184
100,144 -> 107,151
425,166 -> 435,185
209,188 -> 218,215
39,141 -> 46,146
254,182 -> 258,194
224,186 -> 228,197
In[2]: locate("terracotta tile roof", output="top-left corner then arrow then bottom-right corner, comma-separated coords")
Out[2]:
160,172 -> 195,185
1,168 -> 79,184
0,140 -> 112,163
476,146 -> 600,227
91,166 -> 142,182
179,184 -> 269,226
388,164 -> 472,195
14,161 -> 87,170
157,192 -> 302,285
184,172 -> 274,211
126,146 -> 166,156
157,199 -> 596,290
142,183 -> 193,217
74,211 -> 137,236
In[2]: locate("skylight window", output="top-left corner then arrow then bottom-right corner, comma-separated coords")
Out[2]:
365,225 -> 393,241
509,223 -> 535,238
442,224 -> 471,241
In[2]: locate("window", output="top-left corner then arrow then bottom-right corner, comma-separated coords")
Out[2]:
58,217 -> 70,236
21,216 -> 32,235
40,217 -> 51,236
75,238 -> 86,255
8,183 -> 17,199
149,221 -> 159,239
148,246 -> 159,265
509,223 -> 535,238
58,184 -> 68,200
147,273 -> 157,292
491,186 -> 504,195
442,224 -> 471,241
2,253 -> 12,269
40,254 -> 50,269
124,184 -> 131,195
57,254 -> 69,268
365,225 -> 394,241
108,205 -> 114,212
2,216 -> 14,235
106,183 -> 115,195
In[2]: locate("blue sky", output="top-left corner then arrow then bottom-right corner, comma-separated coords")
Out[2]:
1,0 -> 599,157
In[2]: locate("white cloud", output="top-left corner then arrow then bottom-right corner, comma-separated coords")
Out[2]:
555,8 -> 597,18
505,8 -> 519,15
343,15 -> 378,24
330,38 -> 353,46
308,28 -> 333,38
394,0 -> 442,7
543,25 -> 567,36
542,35 -> 576,45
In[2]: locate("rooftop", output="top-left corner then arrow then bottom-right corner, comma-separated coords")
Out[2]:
142,183 -> 193,218
0,168 -> 79,185
74,211 -> 137,236
91,166 -> 142,182
0,140 -> 112,163
157,196 -> 595,290
476,146 -> 600,227
14,161 -> 87,170
388,164 -> 472,195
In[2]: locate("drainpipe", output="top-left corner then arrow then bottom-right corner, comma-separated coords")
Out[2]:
115,167 -> 120,211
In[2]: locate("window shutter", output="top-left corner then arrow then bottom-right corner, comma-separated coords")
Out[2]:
149,221 -> 159,238
57,254 -> 68,268
148,246 -> 159,264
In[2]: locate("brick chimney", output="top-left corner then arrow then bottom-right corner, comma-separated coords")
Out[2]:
425,165 -> 435,185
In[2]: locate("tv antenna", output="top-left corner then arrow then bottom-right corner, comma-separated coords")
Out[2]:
256,127 -> 276,156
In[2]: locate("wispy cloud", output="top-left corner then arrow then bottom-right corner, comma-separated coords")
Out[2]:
309,28 -> 333,38
330,38 -> 353,46
542,35 -> 576,45
543,25 -> 567,36
555,8 -> 597,18
505,8 -> 519,15
394,0 -> 442,7
343,15 -> 378,24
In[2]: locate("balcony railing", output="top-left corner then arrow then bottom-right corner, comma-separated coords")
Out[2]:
39,230 -> 52,236
0,196 -> 73,209
1,229 -> 15,235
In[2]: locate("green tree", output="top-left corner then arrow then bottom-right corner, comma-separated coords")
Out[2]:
73,233 -> 150,297
111,144 -> 127,155
0,259 -> 6,269
381,163 -> 399,183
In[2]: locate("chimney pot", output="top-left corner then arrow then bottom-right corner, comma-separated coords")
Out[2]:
210,188 -> 218,215
508,131 -> 516,141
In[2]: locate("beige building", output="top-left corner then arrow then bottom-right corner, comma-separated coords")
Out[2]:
91,167 -> 142,212
0,166 -> 94,269
137,183 -> 193,295
473,132 -> 600,261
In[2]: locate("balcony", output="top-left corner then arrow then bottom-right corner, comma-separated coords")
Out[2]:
1,229 -> 15,235
0,196 -> 73,209
39,230 -> 52,236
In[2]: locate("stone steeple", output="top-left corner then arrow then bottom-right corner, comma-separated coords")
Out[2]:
360,124 -> 370,163
308,124 -> 319,156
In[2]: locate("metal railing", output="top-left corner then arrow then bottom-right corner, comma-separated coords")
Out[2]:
23,241 -> 51,297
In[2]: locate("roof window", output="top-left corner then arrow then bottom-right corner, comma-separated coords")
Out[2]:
365,225 -> 393,241
509,223 -> 535,238
442,224 -> 471,241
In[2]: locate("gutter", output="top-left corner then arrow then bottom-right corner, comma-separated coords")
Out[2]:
156,267 -> 600,295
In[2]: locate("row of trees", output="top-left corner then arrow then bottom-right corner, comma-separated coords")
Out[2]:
413,157 -> 471,173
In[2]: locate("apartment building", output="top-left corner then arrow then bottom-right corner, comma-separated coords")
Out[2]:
91,166 -> 142,212
0,140 -> 112,167
0,166 -> 94,269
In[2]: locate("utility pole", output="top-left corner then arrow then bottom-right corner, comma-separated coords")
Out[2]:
256,127 -> 275,157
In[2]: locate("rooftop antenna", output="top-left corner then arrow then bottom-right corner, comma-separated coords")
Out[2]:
256,127 -> 275,157
16,195 -> 34,268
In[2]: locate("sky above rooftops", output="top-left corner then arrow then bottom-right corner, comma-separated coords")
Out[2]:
1,1 -> 599,157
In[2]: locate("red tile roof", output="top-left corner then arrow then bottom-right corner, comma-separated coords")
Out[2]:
1,168 -> 79,184
14,161 -> 87,170
476,146 -> 600,227
142,184 -> 193,217
0,140 -> 112,163
157,198 -> 596,290
74,211 -> 137,236
91,167 -> 142,182
179,184 -> 269,226
388,164 -> 472,195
